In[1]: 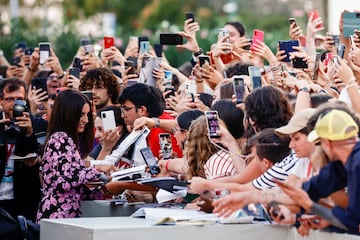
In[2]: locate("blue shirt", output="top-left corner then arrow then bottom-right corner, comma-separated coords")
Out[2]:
302,141 -> 360,235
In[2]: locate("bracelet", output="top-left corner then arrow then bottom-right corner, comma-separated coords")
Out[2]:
153,117 -> 160,128
58,71 -> 66,79
165,160 -> 170,172
193,48 -> 203,57
27,66 -> 37,72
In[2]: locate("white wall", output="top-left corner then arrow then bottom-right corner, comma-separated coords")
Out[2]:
328,0 -> 360,34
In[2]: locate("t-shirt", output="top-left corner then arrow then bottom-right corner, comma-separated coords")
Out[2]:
0,144 -> 15,200
204,150 -> 237,179
252,152 -> 299,189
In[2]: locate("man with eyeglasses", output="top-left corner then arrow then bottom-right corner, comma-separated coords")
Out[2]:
0,78 -> 40,221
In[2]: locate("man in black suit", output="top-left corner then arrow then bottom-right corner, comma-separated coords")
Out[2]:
0,78 -> 40,221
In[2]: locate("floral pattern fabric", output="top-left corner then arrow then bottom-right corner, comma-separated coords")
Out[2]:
36,132 -> 100,222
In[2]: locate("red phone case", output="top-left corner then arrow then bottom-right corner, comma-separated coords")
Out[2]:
251,30 -> 264,51
103,36 -> 114,49
308,10 -> 323,29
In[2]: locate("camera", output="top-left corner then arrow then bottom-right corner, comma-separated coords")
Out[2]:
4,100 -> 28,143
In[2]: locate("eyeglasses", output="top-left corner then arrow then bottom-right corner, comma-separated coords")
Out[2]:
171,127 -> 185,134
3,97 -> 25,103
47,75 -> 59,80
120,106 -> 136,114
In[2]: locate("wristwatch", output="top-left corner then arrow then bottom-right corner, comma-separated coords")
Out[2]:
193,48 -> 203,57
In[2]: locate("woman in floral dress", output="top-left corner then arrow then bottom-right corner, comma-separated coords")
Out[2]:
36,90 -> 109,221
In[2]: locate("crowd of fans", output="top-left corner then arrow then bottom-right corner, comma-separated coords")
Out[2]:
0,7 -> 360,238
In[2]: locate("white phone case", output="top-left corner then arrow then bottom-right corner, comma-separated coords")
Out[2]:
101,110 -> 116,131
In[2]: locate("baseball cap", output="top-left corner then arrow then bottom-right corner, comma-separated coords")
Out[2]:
307,109 -> 359,142
275,108 -> 316,135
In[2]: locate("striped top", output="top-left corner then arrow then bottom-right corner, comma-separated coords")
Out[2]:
252,152 -> 299,189
204,150 -> 237,179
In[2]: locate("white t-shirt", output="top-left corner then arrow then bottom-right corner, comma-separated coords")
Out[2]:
0,144 -> 15,200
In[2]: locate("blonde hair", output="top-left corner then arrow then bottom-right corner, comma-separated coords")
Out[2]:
184,116 -> 218,179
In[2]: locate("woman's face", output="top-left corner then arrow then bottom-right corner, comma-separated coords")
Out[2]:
224,24 -> 242,45
77,103 -> 90,133
94,116 -> 104,144
173,124 -> 187,149
289,132 -> 315,158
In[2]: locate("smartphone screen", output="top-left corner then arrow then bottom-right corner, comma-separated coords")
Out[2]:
101,110 -> 117,131
313,53 -> 321,80
39,42 -> 50,65
103,36 -> 114,49
233,76 -> 245,104
140,147 -> 160,175
159,133 -> 172,160
160,33 -> 183,45
248,66 -> 262,89
205,111 -> 221,139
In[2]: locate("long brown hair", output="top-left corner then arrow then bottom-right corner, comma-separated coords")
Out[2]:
184,116 -> 218,179
46,89 -> 94,157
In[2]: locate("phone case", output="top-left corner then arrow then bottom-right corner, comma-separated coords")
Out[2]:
31,77 -> 48,92
343,12 -> 360,37
184,83 -> 197,95
101,110 -> 116,131
292,57 -> 308,69
199,56 -> 210,67
278,40 -> 299,62
205,111 -> 220,138
233,77 -> 245,104
159,133 -> 172,159
69,68 -> 80,79
251,29 -> 264,50
308,9 -> 323,29
103,36 -> 114,49
140,147 -> 160,175
139,41 -> 150,54
185,12 -> 195,23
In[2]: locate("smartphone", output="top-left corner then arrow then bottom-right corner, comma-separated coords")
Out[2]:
11,57 -> 20,66
101,110 -> 117,131
127,79 -> 138,87
69,67 -> 80,79
16,41 -> 27,50
139,40 -> 150,54
233,76 -> 245,104
184,82 -> 197,96
288,18 -> 297,27
308,9 -> 323,29
103,36 -> 114,49
248,66 -> 262,89
73,56 -> 82,71
24,48 -> 34,56
185,12 -> 195,23
337,44 -> 345,59
218,28 -> 230,41
81,90 -> 93,101
39,42 -> 50,65
160,33 -> 183,45
343,12 -> 360,37
80,37 -> 93,54
125,60 -> 136,74
163,70 -> 173,87
313,53 -> 321,80
243,39 -> 252,50
292,57 -> 308,68
154,43 -> 163,57
164,87 -> 176,99
140,147 -> 160,175
138,36 -> 149,52
205,111 -> 221,139
332,35 -> 340,46
278,40 -> 299,62
31,77 -> 48,93
159,133 -> 172,160
251,29 -> 264,50
199,55 -> 210,67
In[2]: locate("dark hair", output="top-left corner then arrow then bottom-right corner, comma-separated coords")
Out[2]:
97,105 -> 128,134
219,81 -> 234,100
211,100 -> 244,139
225,21 -> 246,37
198,93 -> 213,108
0,78 -> 27,98
310,93 -> 332,108
245,86 -> 292,132
46,89 -> 94,157
118,83 -> 165,118
252,128 -> 290,164
177,109 -> 204,131
79,68 -> 121,104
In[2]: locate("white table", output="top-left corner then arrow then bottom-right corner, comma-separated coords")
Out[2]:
40,217 -> 360,240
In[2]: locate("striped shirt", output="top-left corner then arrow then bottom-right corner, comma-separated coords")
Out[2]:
204,150 -> 237,179
252,152 -> 299,189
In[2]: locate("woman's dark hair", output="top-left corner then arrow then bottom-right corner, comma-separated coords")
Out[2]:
198,93 -> 213,108
310,93 -> 332,108
225,21 -> 246,37
211,100 -> 244,139
225,62 -> 253,78
46,89 -> 94,157
118,83 -> 164,118
250,128 -> 290,164
177,109 -> 203,131
245,86 -> 292,132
